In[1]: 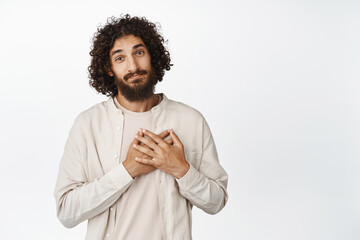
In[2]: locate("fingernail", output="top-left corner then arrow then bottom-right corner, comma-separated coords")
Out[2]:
142,129 -> 146,133
135,157 -> 138,160
135,135 -> 138,138
133,144 -> 137,147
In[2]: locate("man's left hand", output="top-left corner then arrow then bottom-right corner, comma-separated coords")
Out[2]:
133,129 -> 190,179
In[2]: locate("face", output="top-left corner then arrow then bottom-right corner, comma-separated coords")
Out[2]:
108,34 -> 157,102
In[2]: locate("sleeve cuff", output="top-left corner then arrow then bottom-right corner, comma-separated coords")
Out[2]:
101,163 -> 134,189
175,163 -> 199,190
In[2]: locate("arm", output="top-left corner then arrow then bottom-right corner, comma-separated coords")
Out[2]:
175,119 -> 228,214
134,120 -> 228,214
54,117 -> 134,228
54,121 -> 170,228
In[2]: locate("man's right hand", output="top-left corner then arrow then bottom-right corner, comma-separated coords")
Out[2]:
123,129 -> 171,178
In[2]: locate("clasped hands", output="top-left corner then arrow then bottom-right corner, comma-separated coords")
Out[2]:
123,129 -> 190,179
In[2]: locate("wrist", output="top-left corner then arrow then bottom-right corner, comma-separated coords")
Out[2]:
122,161 -> 136,179
175,162 -> 190,179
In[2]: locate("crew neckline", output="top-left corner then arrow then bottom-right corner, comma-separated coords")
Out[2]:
113,94 -> 163,116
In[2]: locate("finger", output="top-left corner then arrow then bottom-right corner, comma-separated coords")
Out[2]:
157,129 -> 170,140
166,138 -> 173,145
133,144 -> 157,158
160,129 -> 173,144
142,129 -> 168,147
138,128 -> 145,145
135,157 -> 157,167
135,135 -> 159,151
170,129 -> 182,146
131,129 -> 142,145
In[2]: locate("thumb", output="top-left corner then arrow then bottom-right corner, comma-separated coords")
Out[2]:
157,129 -> 170,140
170,129 -> 182,146
131,128 -> 142,145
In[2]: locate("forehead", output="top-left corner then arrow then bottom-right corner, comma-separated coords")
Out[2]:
110,35 -> 146,52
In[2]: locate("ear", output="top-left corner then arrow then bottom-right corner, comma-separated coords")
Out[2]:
106,66 -> 114,77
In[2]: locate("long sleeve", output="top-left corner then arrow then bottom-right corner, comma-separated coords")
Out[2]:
176,118 -> 228,214
54,116 -> 134,228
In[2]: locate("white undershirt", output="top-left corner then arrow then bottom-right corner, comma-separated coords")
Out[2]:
113,97 -> 163,240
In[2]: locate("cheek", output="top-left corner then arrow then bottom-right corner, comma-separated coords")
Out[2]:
113,67 -> 126,78
145,62 -> 152,71
141,57 -> 152,69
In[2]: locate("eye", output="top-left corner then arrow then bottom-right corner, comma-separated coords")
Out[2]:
136,50 -> 145,56
115,56 -> 124,62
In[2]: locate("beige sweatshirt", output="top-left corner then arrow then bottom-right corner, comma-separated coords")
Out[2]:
54,94 -> 228,240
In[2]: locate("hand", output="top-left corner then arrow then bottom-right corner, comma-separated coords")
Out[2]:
134,129 -> 190,179
123,129 -> 171,178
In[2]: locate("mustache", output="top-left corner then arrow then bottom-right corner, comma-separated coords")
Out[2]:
124,70 -> 148,81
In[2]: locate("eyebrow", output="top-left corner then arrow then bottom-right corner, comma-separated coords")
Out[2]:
111,44 -> 146,56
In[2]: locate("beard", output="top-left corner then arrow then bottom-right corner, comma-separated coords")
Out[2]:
114,68 -> 158,102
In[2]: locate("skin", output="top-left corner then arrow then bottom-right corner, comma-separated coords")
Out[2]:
124,129 -> 172,178
134,129 -> 190,179
107,34 -> 190,179
108,34 -> 158,112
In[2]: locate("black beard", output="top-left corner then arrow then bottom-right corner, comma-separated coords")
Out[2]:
115,69 -> 158,102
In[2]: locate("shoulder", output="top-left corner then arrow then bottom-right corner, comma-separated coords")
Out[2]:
165,97 -> 205,121
73,98 -> 113,126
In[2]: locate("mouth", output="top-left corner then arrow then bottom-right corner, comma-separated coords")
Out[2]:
128,74 -> 143,81
124,70 -> 148,82
127,75 -> 144,85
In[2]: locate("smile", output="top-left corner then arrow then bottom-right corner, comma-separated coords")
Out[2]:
128,76 -> 145,85
129,74 -> 141,79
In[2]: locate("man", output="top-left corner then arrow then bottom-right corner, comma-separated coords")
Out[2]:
54,14 -> 228,240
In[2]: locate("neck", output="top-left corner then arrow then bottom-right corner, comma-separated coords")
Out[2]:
116,94 -> 159,112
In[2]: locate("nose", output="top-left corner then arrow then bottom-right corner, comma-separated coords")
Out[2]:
127,56 -> 138,73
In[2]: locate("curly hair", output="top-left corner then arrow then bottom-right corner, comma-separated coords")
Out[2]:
88,14 -> 172,97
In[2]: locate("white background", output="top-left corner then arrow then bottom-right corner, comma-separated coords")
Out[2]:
0,0 -> 359,239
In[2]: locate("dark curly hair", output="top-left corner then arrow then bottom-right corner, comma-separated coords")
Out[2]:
88,14 -> 172,97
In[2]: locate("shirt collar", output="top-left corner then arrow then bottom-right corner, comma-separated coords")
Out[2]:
106,93 -> 169,113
